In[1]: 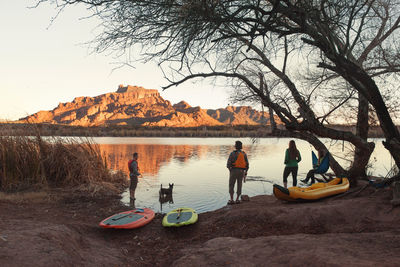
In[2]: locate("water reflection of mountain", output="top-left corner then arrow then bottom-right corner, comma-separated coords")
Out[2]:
98,144 -> 263,176
99,144 -> 214,176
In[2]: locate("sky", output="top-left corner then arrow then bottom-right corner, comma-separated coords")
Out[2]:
0,1 -> 231,121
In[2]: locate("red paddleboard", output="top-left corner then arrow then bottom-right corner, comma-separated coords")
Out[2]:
99,208 -> 155,229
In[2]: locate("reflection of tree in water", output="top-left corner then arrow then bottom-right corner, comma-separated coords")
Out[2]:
99,143 -> 267,176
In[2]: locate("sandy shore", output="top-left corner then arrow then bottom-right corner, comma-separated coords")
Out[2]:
1,181 -> 400,266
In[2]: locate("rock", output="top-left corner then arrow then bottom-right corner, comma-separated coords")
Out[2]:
18,85 -> 278,127
241,195 -> 250,201
173,101 -> 192,111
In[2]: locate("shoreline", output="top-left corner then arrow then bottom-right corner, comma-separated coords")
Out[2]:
0,122 -> 390,138
1,181 -> 400,266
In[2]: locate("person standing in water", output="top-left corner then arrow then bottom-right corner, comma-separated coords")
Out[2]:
227,140 -> 249,204
128,152 -> 141,202
283,140 -> 302,188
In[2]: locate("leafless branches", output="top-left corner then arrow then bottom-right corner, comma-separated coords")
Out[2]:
35,0 -> 400,174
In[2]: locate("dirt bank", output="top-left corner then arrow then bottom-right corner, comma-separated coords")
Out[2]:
1,181 -> 400,266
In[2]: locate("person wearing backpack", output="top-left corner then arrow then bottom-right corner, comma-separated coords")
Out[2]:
227,140 -> 249,204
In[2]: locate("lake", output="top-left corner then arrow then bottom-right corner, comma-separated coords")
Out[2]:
94,137 -> 393,214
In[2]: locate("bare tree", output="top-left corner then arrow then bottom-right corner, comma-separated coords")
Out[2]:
35,0 -> 400,183
262,1 -> 400,166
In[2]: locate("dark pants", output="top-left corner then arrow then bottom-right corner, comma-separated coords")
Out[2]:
283,166 -> 298,186
229,168 -> 244,196
303,169 -> 316,184
130,175 -> 138,190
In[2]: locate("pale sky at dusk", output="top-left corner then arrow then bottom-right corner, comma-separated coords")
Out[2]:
0,1 -> 231,121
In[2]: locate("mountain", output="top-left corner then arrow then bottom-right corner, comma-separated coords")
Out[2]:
18,85 -> 278,127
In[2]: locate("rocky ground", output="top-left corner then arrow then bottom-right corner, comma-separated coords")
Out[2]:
1,181 -> 400,266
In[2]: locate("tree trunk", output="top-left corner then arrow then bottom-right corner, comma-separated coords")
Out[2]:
357,69 -> 400,168
347,93 -> 374,186
348,146 -> 374,185
323,51 -> 400,170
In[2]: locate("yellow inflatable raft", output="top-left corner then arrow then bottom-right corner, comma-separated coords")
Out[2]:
273,177 -> 349,201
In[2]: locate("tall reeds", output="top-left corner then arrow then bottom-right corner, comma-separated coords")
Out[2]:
0,134 -> 127,195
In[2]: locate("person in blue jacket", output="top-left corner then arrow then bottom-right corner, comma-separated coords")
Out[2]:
301,150 -> 325,184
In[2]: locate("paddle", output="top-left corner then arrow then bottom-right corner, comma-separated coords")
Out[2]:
176,208 -> 183,220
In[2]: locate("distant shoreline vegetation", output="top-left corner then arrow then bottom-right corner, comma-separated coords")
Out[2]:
0,123 -> 391,138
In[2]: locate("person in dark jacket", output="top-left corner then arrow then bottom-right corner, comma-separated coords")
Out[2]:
128,152 -> 141,202
227,140 -> 249,204
283,140 -> 302,188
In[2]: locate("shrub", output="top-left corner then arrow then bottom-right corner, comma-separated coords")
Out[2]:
0,134 -> 127,195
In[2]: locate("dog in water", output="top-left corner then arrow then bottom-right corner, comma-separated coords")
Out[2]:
159,193 -> 174,204
159,183 -> 174,196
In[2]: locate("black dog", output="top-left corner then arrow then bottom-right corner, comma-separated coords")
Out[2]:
159,193 -> 174,205
159,183 -> 174,196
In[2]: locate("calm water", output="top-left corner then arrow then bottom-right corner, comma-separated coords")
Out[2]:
94,137 -> 393,214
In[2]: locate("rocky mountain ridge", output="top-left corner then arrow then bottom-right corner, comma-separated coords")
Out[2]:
19,85 -> 278,127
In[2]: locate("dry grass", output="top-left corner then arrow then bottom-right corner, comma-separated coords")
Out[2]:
0,132 -> 127,196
